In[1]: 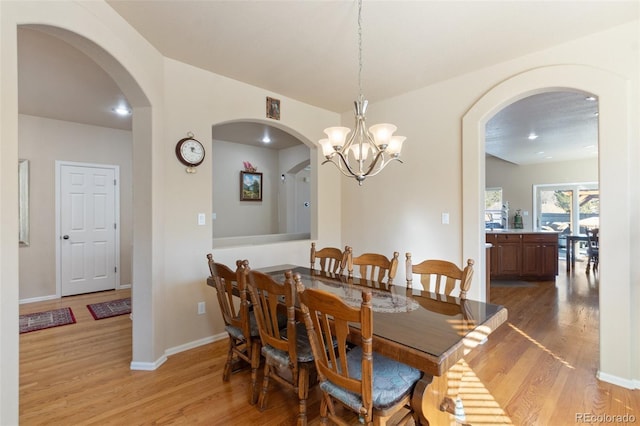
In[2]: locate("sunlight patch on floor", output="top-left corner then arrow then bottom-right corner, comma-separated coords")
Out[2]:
507,323 -> 575,369
447,359 -> 514,425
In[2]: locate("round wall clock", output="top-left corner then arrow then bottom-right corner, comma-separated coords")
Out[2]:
175,136 -> 205,172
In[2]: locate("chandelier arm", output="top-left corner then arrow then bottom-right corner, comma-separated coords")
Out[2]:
361,157 -> 404,178
361,150 -> 386,177
323,151 -> 361,178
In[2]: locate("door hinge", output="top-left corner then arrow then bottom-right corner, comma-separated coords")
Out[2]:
115,266 -> 117,273
114,223 -> 117,230
114,179 -> 117,186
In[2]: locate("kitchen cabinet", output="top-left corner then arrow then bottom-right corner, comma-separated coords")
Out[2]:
486,232 -> 558,280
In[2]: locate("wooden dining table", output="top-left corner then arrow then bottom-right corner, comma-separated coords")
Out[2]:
565,234 -> 589,271
257,264 -> 508,425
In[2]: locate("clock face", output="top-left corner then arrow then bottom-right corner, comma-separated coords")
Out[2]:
176,137 -> 205,167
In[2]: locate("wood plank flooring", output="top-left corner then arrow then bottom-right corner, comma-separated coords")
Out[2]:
20,266 -> 639,425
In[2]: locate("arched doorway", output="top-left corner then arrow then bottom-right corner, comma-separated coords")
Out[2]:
462,65 -> 633,386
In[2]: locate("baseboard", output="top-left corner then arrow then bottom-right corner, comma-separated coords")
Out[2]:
129,332 -> 228,371
164,333 -> 228,357
19,294 -> 58,304
130,355 -> 167,371
118,284 -> 132,289
597,370 -> 638,389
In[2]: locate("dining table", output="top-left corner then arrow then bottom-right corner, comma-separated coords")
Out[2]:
256,264 -> 509,425
565,234 -> 589,271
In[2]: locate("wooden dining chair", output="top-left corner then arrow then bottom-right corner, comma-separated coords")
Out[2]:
295,276 -> 422,425
246,267 -> 316,426
405,253 -> 474,299
310,242 -> 349,274
346,247 -> 399,285
585,228 -> 599,274
206,255 -> 260,404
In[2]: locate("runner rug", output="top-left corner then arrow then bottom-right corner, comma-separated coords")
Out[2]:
19,307 -> 76,334
87,298 -> 131,320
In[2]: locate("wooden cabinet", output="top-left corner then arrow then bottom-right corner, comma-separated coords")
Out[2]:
486,232 -> 558,280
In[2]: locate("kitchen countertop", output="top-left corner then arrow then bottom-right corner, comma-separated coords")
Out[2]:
485,229 -> 560,234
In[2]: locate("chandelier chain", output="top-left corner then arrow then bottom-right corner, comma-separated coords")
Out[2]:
357,0 -> 363,98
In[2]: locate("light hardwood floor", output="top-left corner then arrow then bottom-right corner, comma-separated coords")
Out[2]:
20,264 -> 639,425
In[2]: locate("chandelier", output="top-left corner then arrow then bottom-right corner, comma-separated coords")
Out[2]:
319,0 -> 405,185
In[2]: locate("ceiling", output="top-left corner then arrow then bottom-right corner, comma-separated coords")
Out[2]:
17,1 -> 638,162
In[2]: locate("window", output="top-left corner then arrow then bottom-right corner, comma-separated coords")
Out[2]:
534,182 -> 599,248
485,187 -> 503,229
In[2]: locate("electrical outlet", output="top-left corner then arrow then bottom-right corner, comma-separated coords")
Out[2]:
197,301 -> 206,315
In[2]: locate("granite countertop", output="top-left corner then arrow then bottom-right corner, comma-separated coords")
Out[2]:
485,229 -> 560,234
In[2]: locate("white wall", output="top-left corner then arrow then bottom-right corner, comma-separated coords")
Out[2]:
18,115 -> 133,300
212,139 -> 279,238
211,140 -> 311,240
486,156 -> 598,231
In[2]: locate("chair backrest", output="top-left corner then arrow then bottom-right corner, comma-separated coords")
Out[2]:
246,268 -> 298,367
310,242 -> 349,274
587,228 -> 599,250
295,277 -> 374,422
207,254 -> 249,336
405,253 -> 474,299
346,247 -> 399,284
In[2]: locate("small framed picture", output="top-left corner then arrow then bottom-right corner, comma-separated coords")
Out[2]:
266,96 -> 280,120
240,171 -> 263,201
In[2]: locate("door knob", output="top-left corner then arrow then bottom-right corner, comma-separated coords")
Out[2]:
63,235 -> 69,240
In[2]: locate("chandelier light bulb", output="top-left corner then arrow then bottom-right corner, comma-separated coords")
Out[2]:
387,136 -> 406,156
350,143 -> 370,161
323,127 -> 351,149
319,139 -> 335,157
368,123 -> 397,148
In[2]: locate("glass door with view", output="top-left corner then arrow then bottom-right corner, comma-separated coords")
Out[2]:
535,183 -> 599,257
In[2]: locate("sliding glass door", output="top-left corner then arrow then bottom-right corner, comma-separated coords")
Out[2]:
534,183 -> 599,248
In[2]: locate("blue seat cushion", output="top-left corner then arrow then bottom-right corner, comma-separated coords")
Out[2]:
225,310 -> 261,340
319,347 -> 422,412
261,322 -> 315,364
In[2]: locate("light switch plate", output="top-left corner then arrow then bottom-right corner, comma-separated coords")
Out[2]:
442,212 -> 450,224
197,213 -> 206,225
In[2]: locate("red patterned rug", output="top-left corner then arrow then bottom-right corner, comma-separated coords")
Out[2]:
20,307 -> 76,334
87,298 -> 131,320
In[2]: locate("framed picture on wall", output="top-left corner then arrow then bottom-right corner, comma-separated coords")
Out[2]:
266,97 -> 280,120
240,171 -> 263,201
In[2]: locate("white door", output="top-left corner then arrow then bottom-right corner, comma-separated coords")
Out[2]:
59,163 -> 118,296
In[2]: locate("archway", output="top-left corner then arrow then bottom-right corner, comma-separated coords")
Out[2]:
462,65 -> 633,386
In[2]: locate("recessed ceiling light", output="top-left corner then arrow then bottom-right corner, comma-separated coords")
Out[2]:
537,151 -> 545,155
585,96 -> 597,101
528,132 -> 538,140
262,136 -> 271,143
113,106 -> 131,116
594,111 -> 599,116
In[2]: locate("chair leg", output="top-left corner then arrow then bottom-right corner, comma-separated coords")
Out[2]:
297,366 -> 309,426
258,362 -> 272,410
320,394 -> 330,424
222,338 -> 234,382
249,341 -> 261,405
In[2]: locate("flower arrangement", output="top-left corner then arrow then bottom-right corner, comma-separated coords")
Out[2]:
243,161 -> 257,172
